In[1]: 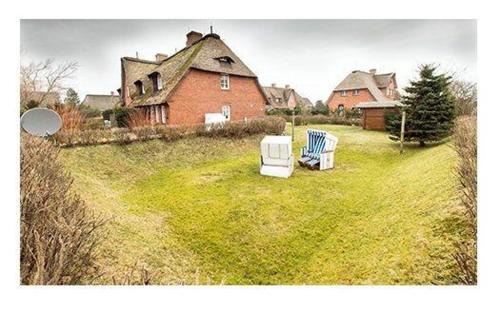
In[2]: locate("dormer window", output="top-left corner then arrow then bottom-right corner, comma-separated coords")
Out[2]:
220,74 -> 230,90
149,72 -> 162,92
134,80 -> 144,96
341,90 -> 347,97
215,56 -> 234,64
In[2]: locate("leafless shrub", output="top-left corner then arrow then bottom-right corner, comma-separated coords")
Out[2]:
452,116 -> 477,284
53,104 -> 85,132
53,116 -> 286,147
20,59 -> 78,112
110,263 -> 158,285
451,80 -> 477,116
20,134 -> 105,284
127,110 -> 152,128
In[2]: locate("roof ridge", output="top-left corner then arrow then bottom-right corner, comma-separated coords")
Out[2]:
122,57 -> 159,65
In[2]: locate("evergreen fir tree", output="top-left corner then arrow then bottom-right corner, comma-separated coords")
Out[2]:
64,88 -> 80,107
387,64 -> 455,146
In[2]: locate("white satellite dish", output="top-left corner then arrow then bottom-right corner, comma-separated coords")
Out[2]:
20,107 -> 62,137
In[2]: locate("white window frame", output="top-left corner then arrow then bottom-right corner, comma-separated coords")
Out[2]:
155,106 -> 161,124
220,74 -> 230,90
161,105 -> 166,124
354,89 -> 359,96
157,74 -> 162,91
341,90 -> 347,97
222,105 -> 231,120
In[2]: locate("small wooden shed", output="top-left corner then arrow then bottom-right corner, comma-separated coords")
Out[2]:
356,101 -> 403,131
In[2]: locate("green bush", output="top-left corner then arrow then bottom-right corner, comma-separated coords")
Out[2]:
282,115 -> 360,126
114,107 -> 137,127
265,107 -> 301,116
102,109 -> 113,121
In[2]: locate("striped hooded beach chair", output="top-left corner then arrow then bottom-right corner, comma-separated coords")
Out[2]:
298,129 -> 338,170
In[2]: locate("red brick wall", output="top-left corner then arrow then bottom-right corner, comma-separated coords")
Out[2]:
167,69 -> 267,125
327,88 -> 375,111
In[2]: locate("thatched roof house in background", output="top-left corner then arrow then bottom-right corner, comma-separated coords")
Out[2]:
81,94 -> 120,111
263,84 -> 313,110
326,69 -> 399,111
118,31 -> 268,125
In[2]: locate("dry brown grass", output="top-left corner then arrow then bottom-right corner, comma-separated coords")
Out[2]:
127,110 -> 152,128
53,104 -> 85,132
20,134 -> 105,284
452,116 -> 477,284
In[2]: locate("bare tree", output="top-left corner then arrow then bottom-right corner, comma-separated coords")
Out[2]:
20,59 -> 78,110
450,80 -> 477,116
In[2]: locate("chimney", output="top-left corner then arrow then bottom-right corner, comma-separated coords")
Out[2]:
271,83 -> 276,87
155,53 -> 169,62
285,84 -> 290,89
186,31 -> 203,47
369,68 -> 377,75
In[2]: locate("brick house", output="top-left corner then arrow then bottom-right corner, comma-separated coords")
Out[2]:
325,69 -> 399,111
118,31 -> 268,125
262,84 -> 313,110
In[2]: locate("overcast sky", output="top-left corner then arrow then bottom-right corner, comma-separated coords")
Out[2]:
20,19 -> 476,103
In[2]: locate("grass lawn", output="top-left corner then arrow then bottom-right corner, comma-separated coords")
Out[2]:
59,124 -> 466,284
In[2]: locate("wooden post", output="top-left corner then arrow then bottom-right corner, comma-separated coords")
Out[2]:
291,109 -> 295,141
400,111 -> 406,155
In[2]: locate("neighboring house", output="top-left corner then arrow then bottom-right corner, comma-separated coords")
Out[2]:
81,93 -> 121,111
118,30 -> 268,125
262,84 -> 312,110
325,69 -> 399,111
24,91 -> 60,107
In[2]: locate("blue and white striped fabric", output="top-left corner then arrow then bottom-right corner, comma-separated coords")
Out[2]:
303,130 -> 326,160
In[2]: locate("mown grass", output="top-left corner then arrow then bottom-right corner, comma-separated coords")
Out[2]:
59,124 -> 465,284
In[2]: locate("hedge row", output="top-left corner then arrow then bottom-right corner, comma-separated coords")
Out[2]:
282,115 -> 361,126
53,116 -> 286,147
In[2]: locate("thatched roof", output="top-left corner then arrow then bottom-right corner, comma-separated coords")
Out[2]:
122,33 -> 258,107
332,70 -> 398,103
81,94 -> 120,111
262,85 -> 311,109
297,94 -> 313,107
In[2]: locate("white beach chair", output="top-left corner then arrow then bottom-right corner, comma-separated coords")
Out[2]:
260,135 -> 294,178
298,129 -> 338,170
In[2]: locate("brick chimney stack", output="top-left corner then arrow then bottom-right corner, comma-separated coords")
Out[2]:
271,83 -> 276,87
155,53 -> 169,62
186,31 -> 203,47
285,84 -> 290,89
369,68 -> 377,75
